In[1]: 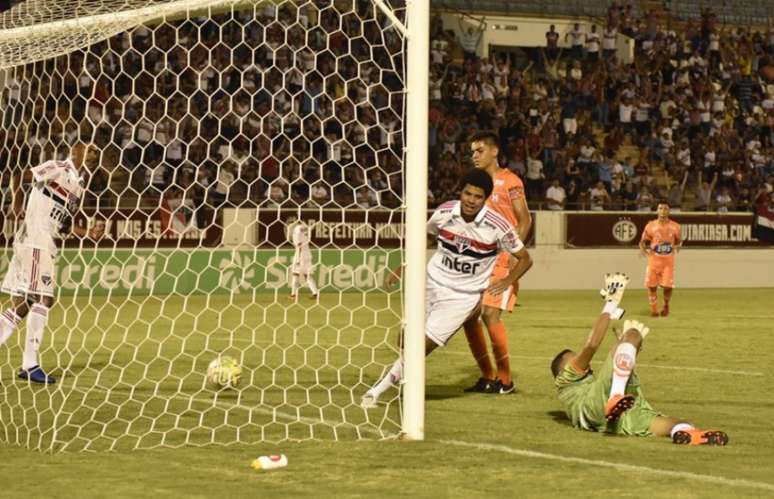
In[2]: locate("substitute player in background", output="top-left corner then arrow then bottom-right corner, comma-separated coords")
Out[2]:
289,219 -> 319,300
361,169 -> 532,408
639,202 -> 681,317
550,273 -> 728,445
463,131 -> 532,394
0,143 -> 94,384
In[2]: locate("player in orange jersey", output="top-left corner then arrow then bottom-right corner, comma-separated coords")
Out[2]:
462,131 -> 532,394
639,202 -> 681,317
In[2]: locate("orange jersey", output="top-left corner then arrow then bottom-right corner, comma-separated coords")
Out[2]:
486,169 -> 525,229
641,219 -> 681,261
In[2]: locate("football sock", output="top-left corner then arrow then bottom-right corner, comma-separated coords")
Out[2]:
647,288 -> 658,314
609,342 -> 637,398
0,309 -> 21,346
306,276 -> 319,295
488,321 -> 511,385
370,357 -> 403,398
670,422 -> 695,439
23,304 -> 48,370
290,275 -> 300,295
463,320 -> 495,379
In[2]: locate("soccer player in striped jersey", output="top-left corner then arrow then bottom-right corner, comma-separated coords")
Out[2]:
463,131 -> 532,395
361,169 -> 533,408
550,273 -> 728,445
0,143 -> 95,384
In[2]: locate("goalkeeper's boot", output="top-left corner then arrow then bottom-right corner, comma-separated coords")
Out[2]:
463,377 -> 495,393
672,429 -> 728,446
485,379 -> 517,395
18,366 -> 56,384
660,303 -> 670,317
604,394 -> 635,421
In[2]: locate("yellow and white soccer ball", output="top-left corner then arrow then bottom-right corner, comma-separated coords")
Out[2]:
207,355 -> 242,388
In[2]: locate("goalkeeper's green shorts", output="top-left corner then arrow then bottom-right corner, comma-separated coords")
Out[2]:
595,355 -> 661,437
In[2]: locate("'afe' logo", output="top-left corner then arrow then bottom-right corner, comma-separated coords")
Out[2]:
612,219 -> 637,243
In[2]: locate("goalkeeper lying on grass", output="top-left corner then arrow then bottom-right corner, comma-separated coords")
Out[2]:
549,273 -> 728,446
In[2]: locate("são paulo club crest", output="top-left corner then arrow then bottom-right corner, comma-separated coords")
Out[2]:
454,234 -> 472,252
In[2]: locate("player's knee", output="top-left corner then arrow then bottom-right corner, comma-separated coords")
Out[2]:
480,307 -> 500,326
622,328 -> 643,347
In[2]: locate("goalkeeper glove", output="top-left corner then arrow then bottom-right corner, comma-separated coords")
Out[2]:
600,272 -> 629,320
623,319 -> 650,339
599,272 -> 630,303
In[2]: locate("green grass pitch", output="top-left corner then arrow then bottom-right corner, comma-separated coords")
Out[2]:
1,288 -> 773,498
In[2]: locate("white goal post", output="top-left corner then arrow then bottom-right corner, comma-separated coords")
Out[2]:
0,0 -> 428,450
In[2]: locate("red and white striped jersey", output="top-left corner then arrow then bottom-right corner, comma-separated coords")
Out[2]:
426,200 -> 524,293
17,159 -> 84,254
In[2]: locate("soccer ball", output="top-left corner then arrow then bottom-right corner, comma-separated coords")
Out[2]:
206,355 -> 242,388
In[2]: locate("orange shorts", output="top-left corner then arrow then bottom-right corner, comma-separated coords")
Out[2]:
481,252 -> 519,312
645,258 -> 675,288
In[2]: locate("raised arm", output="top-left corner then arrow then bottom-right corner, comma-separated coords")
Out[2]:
571,273 -> 629,372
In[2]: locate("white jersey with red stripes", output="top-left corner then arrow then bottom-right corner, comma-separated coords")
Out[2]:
426,200 -> 524,294
17,159 -> 84,254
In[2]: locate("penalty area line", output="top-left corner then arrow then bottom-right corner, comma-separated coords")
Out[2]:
440,439 -> 774,493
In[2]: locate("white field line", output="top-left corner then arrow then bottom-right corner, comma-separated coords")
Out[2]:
57,386 -> 774,493
440,439 -> 774,493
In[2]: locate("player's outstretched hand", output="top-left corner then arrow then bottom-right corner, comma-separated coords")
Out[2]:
623,319 -> 650,338
599,272 -> 629,303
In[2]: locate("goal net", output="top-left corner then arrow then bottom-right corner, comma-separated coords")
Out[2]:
0,0 -> 419,451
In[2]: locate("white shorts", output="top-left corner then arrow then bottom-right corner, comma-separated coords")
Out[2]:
425,279 -> 482,347
291,250 -> 312,275
1,245 -> 56,298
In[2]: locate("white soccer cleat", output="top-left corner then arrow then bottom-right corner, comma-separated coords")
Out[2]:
623,319 -> 650,338
600,272 -> 630,303
360,392 -> 378,409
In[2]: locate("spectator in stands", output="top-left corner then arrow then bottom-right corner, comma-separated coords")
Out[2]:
546,25 -> 560,61
716,186 -> 734,213
545,179 -> 566,210
566,23 -> 585,59
636,185 -> 654,211
695,172 -> 718,211
586,24 -> 601,62
588,181 -> 611,211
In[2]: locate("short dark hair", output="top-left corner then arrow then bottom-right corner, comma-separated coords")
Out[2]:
469,131 -> 501,150
550,349 -> 573,378
459,168 -> 494,199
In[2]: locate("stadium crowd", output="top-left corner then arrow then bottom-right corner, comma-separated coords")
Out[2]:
429,4 -> 774,211
1,1 -> 773,215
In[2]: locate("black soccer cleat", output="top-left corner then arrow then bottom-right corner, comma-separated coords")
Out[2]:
464,377 -> 496,393
485,379 -> 517,395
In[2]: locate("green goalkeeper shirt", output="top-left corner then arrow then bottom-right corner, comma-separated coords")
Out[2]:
554,360 -> 606,431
